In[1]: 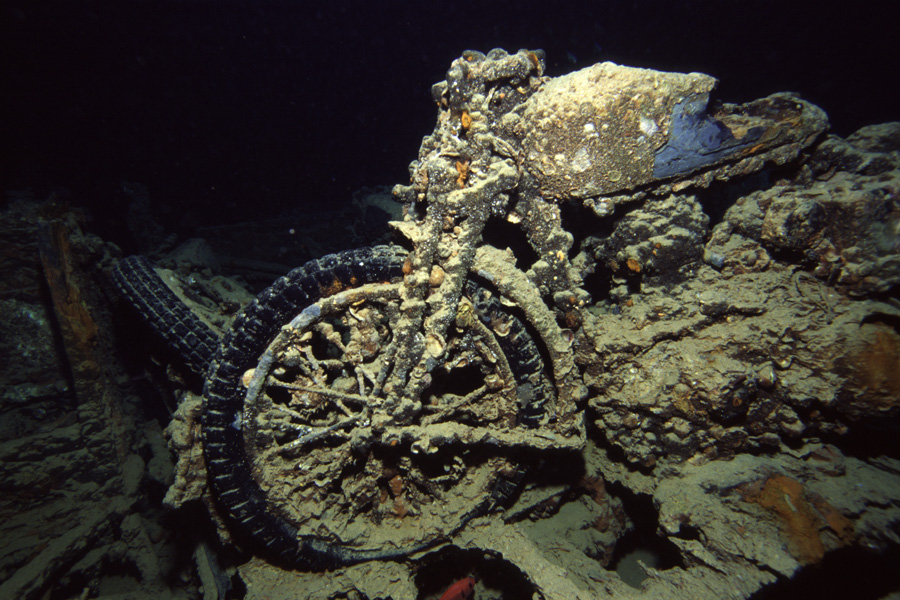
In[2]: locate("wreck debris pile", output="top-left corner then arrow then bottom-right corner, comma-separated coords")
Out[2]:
0,200 -> 191,599
1,49 -> 899,600
707,122 -> 900,295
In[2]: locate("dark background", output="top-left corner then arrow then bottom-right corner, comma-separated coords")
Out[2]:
2,0 -> 898,241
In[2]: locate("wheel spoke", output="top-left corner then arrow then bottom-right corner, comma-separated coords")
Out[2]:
266,379 -> 369,410
230,274 -> 539,554
279,415 -> 358,453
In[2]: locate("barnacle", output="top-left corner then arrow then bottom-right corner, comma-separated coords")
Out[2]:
456,160 -> 470,188
425,332 -> 446,357
460,110 -> 472,131
563,309 -> 582,330
429,265 -> 445,286
455,300 -> 476,329
526,51 -> 543,75
388,474 -> 404,497
626,258 -> 642,273
393,497 -> 408,518
490,315 -> 511,337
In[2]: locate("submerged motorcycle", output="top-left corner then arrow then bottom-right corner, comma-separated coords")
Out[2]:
114,48 -> 826,568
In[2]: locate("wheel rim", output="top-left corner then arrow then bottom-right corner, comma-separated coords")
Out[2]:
241,281 -> 523,551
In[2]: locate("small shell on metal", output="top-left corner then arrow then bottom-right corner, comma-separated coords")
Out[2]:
429,265 -> 445,287
425,332 -> 446,357
491,316 -> 511,337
